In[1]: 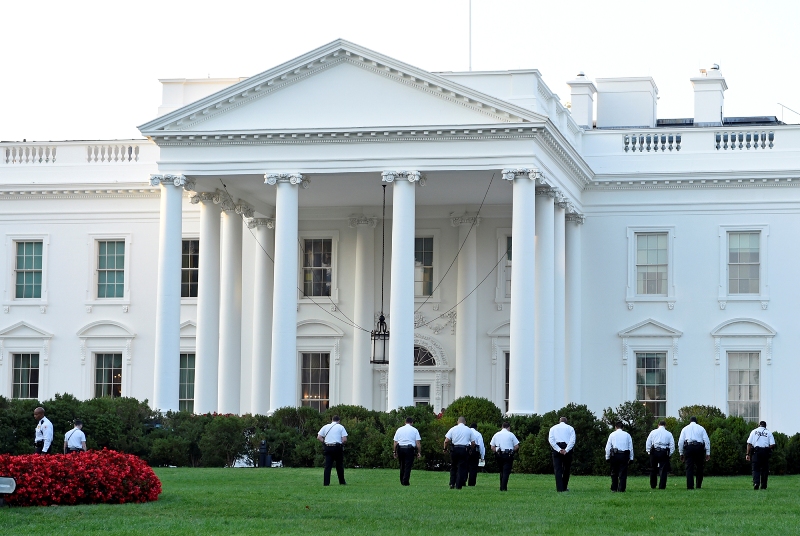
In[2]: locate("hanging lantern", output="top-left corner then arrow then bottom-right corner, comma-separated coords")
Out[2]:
371,184 -> 390,364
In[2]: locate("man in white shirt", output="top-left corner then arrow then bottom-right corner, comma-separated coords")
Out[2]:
605,421 -> 634,492
443,416 -> 476,489
316,415 -> 348,486
63,419 -> 87,453
746,420 -> 776,490
467,422 -> 485,487
678,417 -> 711,490
548,416 -> 576,492
490,422 -> 520,491
33,407 -> 53,454
393,417 -> 422,486
646,420 -> 676,489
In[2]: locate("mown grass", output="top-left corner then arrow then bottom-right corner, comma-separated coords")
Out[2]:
2,468 -> 798,535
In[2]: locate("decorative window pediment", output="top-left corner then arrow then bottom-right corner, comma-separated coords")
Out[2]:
296,319 -> 345,339
0,321 -> 53,340
487,321 -> 511,338
711,318 -> 775,338
77,320 -> 135,339
618,319 -> 683,339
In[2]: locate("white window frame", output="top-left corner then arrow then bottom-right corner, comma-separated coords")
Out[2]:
725,350 -> 761,423
93,351 -> 124,399
495,228 -> 512,304
11,352 -> 41,400
718,224 -> 769,308
3,234 -> 50,308
181,234 -> 199,305
77,320 -> 134,399
0,322 -> 52,400
415,229 -> 441,304
297,231 -> 339,304
86,233 -> 132,305
626,226 -> 676,308
634,350 -> 668,420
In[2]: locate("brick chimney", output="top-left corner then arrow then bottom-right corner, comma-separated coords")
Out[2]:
690,65 -> 727,127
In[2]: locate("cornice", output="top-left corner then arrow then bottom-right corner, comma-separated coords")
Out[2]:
587,175 -> 800,191
0,188 -> 160,200
537,126 -> 593,188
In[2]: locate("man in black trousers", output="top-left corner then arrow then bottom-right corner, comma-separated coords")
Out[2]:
548,417 -> 576,492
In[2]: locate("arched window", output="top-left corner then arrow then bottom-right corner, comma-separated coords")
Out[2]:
414,345 -> 435,366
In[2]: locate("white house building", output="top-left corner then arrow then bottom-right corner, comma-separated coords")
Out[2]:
2,40 -> 798,431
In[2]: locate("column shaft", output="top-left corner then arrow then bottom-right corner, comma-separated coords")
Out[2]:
152,179 -> 183,412
507,174 -> 536,415
553,204 -> 566,407
565,217 -> 582,404
251,220 -> 275,415
218,209 -> 243,414
269,181 -> 299,412
352,220 -> 375,408
455,218 -> 478,397
387,177 -> 416,410
534,192 -> 555,413
194,198 -> 221,414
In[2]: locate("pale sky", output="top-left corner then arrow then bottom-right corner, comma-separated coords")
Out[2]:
1,0 -> 798,142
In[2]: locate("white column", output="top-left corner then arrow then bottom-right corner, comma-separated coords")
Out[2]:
502,168 -> 537,415
150,174 -> 188,413
351,216 -> 377,409
191,192 -> 221,414
553,199 -> 567,407
382,170 -> 420,411
249,217 -> 275,416
565,212 -> 583,404
217,196 -> 247,415
535,185 -> 556,413
453,214 -> 480,398
266,173 -> 303,413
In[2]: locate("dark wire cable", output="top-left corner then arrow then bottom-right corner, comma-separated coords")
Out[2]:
415,172 -> 496,312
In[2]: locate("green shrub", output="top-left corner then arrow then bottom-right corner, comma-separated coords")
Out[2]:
199,415 -> 249,467
603,401 -> 656,476
443,396 -> 502,428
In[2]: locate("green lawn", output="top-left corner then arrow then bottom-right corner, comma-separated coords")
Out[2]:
2,468 -> 798,535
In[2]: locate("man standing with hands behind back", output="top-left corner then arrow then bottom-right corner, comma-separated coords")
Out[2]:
393,417 -> 422,486
548,416 -> 576,492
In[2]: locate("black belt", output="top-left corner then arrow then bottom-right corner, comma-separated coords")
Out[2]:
398,445 -> 415,449
325,443 -> 341,446
686,440 -> 702,445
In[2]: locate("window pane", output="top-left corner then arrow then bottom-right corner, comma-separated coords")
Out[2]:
634,233 -> 667,296
635,352 -> 666,419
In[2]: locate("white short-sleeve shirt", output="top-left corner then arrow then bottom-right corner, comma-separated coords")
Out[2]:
490,429 -> 520,451
393,424 -> 421,446
445,423 -> 474,446
747,427 -> 776,449
65,428 -> 86,450
318,422 -> 348,444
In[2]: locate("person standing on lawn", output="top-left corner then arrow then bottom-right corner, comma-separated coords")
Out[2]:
317,415 -> 347,486
467,422 -> 485,487
605,421 -> 634,493
646,420 -> 675,489
443,416 -> 476,489
64,419 -> 87,453
548,416 -> 576,492
393,417 -> 422,486
33,406 -> 53,454
746,420 -> 776,490
490,422 -> 520,491
678,416 -> 711,489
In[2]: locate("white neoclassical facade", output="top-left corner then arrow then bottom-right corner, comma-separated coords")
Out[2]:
2,40 -> 799,430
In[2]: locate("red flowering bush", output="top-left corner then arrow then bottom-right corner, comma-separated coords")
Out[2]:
0,448 -> 161,507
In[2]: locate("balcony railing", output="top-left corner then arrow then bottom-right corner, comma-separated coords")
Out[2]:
2,141 -> 153,166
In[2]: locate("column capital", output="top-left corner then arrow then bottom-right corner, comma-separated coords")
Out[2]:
212,191 -> 236,212
554,191 -> 570,209
247,217 -> 275,229
450,214 -> 481,227
566,212 -> 585,224
150,173 -> 194,191
381,170 -> 420,183
536,186 -> 558,198
501,168 -> 543,182
349,216 -> 378,228
264,172 -> 308,188
234,201 -> 254,218
189,191 -> 217,205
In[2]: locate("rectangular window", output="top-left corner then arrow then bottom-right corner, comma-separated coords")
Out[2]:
15,241 -> 43,299
12,353 -> 39,399
181,240 -> 199,298
728,352 -> 760,423
97,240 -> 125,298
179,353 -> 195,413
413,385 -> 431,407
302,239 -> 332,297
636,352 -> 666,419
95,353 -> 122,398
504,352 -> 510,413
505,236 -> 512,298
728,232 -> 760,294
414,237 -> 434,296
636,233 -> 668,296
301,352 -> 330,411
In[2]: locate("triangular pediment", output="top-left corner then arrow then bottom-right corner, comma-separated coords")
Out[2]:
77,320 -> 135,339
0,321 -> 53,339
139,39 -> 546,136
711,318 -> 776,338
180,320 -> 197,338
618,319 -> 682,338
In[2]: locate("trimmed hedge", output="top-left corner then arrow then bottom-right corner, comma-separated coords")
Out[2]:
2,394 -> 799,476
